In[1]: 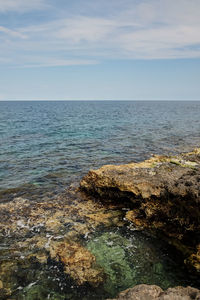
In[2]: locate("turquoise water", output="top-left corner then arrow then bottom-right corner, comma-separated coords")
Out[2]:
0,101 -> 200,192
0,101 -> 200,299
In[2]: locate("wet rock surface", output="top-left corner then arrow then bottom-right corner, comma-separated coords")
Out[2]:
80,149 -> 200,272
49,240 -> 104,286
0,186 -> 126,298
108,284 -> 200,300
1,149 -> 200,299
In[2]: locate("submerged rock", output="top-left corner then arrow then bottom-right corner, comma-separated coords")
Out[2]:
80,149 -> 200,272
0,280 -> 11,299
1,149 -> 200,298
0,187 -> 124,296
108,284 -> 200,300
86,228 -> 195,296
87,232 -> 135,295
49,240 -> 104,286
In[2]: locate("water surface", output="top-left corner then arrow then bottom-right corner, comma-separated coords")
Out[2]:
1,101 -> 200,192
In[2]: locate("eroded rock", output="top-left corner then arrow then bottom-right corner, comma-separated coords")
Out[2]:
49,240 -> 104,286
80,149 -> 200,272
0,188 -> 123,295
108,284 -> 200,300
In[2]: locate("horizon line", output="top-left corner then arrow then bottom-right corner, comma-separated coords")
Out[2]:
1,99 -> 200,102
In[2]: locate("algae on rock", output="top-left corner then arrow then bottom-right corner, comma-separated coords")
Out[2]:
81,149 -> 200,273
86,229 -> 186,297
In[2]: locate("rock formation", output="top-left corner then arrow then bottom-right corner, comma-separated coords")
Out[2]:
80,149 -> 200,272
1,148 -> 200,298
108,284 -> 200,300
0,188 -> 124,297
49,240 -> 104,286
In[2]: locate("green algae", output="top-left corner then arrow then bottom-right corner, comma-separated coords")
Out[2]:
17,284 -> 67,300
1,228 -> 197,300
18,284 -> 47,300
1,190 -> 199,299
86,229 -> 191,297
170,158 -> 198,169
87,232 -> 134,296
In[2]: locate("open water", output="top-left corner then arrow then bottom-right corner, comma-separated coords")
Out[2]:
0,101 -> 200,299
1,100 -> 200,192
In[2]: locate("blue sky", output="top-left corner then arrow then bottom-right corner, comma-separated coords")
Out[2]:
0,0 -> 200,100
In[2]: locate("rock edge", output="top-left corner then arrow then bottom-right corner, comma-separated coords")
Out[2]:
80,149 -> 200,272
107,284 -> 200,300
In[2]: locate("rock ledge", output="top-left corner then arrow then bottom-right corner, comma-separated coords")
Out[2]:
80,149 -> 200,272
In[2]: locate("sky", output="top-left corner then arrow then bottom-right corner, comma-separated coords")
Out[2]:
0,0 -> 200,100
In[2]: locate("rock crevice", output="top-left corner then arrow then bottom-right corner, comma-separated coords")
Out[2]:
80,149 -> 200,272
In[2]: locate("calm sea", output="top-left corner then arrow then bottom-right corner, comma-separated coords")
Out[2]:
0,100 -> 200,193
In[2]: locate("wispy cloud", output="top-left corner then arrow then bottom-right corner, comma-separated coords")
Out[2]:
0,0 -> 200,67
19,58 -> 98,68
119,25 -> 200,59
0,0 -> 47,12
0,26 -> 27,39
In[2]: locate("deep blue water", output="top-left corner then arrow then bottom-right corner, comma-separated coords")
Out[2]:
0,101 -> 200,192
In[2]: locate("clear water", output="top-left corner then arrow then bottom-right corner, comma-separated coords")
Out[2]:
0,101 -> 200,191
0,101 -> 200,299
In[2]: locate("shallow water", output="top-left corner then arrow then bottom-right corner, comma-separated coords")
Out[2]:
0,101 -> 200,299
0,214 -> 198,300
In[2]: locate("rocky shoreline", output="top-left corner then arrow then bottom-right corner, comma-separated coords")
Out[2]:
80,148 -> 200,275
0,187 -> 126,298
80,148 -> 200,299
0,148 -> 200,299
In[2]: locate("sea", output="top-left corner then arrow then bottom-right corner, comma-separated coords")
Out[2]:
0,100 -> 200,299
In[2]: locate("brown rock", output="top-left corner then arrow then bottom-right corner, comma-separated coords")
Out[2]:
0,187 -> 124,296
80,149 -> 200,272
49,240 -> 104,286
108,284 -> 200,300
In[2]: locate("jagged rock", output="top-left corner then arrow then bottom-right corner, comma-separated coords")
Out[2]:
80,149 -> 200,272
108,284 -> 200,300
49,240 -> 104,286
0,188 -> 124,296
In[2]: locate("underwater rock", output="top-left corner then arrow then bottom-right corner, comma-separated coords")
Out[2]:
0,261 -> 18,292
0,191 -> 124,241
49,240 -> 104,286
18,284 -> 47,300
86,229 -> 192,296
80,149 -> 200,272
0,187 -> 125,297
186,245 -> 200,272
0,280 -> 11,299
87,232 -> 135,295
0,288 -> 11,300
108,284 -> 200,300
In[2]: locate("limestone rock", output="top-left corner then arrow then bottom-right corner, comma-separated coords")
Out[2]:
0,187 -> 123,296
108,284 -> 200,300
49,240 -> 104,286
80,149 -> 200,272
